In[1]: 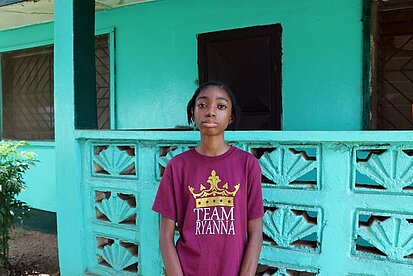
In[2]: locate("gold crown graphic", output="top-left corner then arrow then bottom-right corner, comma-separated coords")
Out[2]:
188,170 -> 240,208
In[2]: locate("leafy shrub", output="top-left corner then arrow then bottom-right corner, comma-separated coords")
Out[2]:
0,141 -> 37,267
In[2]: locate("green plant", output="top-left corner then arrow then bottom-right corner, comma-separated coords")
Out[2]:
0,141 -> 36,267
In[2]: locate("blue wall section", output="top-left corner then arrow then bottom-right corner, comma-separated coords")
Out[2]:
0,0 -> 364,212
0,24 -> 55,211
0,22 -> 53,51
18,142 -> 56,212
94,0 -> 363,130
0,0 -> 364,131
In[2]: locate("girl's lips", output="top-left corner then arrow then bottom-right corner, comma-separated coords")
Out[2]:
201,121 -> 218,127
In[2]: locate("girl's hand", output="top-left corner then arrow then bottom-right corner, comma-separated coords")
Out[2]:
239,217 -> 263,276
159,216 -> 183,276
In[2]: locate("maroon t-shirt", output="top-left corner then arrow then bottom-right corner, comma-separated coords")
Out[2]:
152,146 -> 264,276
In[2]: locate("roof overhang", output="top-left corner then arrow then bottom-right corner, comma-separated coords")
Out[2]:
0,0 -> 26,7
0,0 -> 153,31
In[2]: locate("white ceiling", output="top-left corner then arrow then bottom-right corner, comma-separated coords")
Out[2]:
0,0 -> 153,31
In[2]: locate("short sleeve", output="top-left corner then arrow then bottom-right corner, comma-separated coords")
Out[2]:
152,163 -> 177,221
247,157 -> 264,220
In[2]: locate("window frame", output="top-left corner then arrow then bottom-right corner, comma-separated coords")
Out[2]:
362,0 -> 373,130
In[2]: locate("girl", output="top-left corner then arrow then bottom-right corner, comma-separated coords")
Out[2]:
152,81 -> 264,276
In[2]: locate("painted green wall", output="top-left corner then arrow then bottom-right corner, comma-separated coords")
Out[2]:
0,0 -> 364,131
0,22 -> 53,51
95,0 -> 363,130
0,23 -> 55,212
0,0 -> 364,212
18,142 -> 56,212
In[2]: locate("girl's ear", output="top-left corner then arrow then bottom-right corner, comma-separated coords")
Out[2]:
229,116 -> 234,124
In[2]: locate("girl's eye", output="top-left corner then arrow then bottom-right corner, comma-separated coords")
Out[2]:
197,103 -> 207,108
218,104 -> 227,109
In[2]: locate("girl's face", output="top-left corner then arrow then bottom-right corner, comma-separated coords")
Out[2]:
193,86 -> 233,136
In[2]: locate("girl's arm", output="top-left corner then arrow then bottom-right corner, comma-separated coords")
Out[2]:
239,217 -> 263,276
159,216 -> 183,276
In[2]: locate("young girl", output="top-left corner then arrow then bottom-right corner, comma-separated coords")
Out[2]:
152,81 -> 264,276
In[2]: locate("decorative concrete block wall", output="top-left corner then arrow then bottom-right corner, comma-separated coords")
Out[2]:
77,131 -> 413,275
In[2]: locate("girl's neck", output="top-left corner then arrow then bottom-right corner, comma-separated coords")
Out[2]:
196,135 -> 230,156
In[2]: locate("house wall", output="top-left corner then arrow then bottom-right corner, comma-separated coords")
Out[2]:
97,0 -> 363,130
0,0 -> 364,212
0,24 -> 55,212
17,142 -> 56,212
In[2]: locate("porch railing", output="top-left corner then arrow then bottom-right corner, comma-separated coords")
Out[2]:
76,130 -> 413,276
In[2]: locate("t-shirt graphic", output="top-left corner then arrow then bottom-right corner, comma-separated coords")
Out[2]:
188,170 -> 239,235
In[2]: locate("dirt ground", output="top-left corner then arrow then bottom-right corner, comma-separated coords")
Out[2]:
0,227 -> 59,276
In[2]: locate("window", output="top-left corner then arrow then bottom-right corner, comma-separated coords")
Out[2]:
1,34 -> 111,140
2,46 -> 54,140
96,35 -> 111,130
369,1 -> 413,129
198,24 -> 282,130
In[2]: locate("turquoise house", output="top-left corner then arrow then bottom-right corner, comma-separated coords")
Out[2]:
1,0 -> 413,275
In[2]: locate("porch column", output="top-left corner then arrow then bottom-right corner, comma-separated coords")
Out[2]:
54,0 -> 96,274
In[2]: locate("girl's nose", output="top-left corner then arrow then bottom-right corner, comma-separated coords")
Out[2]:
206,107 -> 216,117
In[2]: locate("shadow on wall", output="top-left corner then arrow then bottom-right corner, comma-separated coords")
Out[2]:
19,208 -> 57,235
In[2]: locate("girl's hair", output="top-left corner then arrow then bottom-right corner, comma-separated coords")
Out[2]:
187,81 -> 241,129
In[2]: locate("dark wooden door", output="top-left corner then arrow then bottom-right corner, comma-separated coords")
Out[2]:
198,24 -> 282,130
